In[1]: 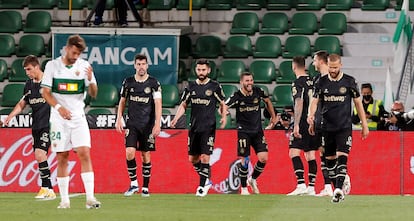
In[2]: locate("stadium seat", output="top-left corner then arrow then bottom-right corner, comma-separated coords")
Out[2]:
289,12 -> 318,35
23,11 -> 52,33
260,12 -> 288,34
89,84 -> 119,107
178,60 -> 188,83
0,108 -> 14,114
277,60 -> 296,84
236,0 -> 265,10
86,0 -> 114,9
41,59 -> 51,71
361,0 -> 390,11
282,36 -> 311,58
217,60 -> 245,83
9,59 -> 29,82
161,84 -> 180,108
0,34 -> 15,56
0,11 -> 22,33
162,108 -> 171,115
45,37 -> 52,57
256,84 -> 270,107
0,0 -> 27,8
179,35 -> 192,59
28,0 -> 57,9
253,36 -> 282,58
87,108 -> 113,115
266,0 -> 294,10
15,34 -> 45,57
313,36 -> 342,55
223,35 -> 252,58
221,84 -> 239,99
216,112 -> 234,129
296,0 -> 325,10
272,85 -> 293,108
193,35 -> 222,58
189,60 -> 218,81
308,63 -> 318,78
230,12 -> 259,35
0,59 -> 8,81
395,0 -> 414,10
205,0 -> 233,10
57,0 -> 87,9
176,0 -> 205,10
325,0 -> 353,10
147,0 -> 175,10
1,83 -> 25,107
318,13 -> 347,35
249,60 -> 276,84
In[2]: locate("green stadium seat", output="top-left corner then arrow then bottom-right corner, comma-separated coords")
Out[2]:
260,12 -> 288,34
87,108 -> 113,115
289,12 -> 317,35
249,60 -> 276,84
193,35 -> 222,58
23,11 -> 52,33
147,0 -> 175,10
325,0 -> 353,10
256,84 -> 270,107
178,60 -> 187,83
253,36 -> 282,58
272,85 -> 293,108
89,84 -> 119,107
230,12 -> 259,35
41,59 -> 51,71
296,0 -> 325,10
313,36 -> 341,55
217,60 -> 245,83
236,0 -> 265,10
0,108 -> 14,114
1,83 -> 25,107
179,35 -> 192,59
28,0 -> 57,9
0,34 -> 15,56
266,0 -> 295,10
205,0 -> 233,10
15,34 -> 45,57
307,63 -> 318,78
282,36 -> 311,58
0,59 -> 8,81
221,84 -> 239,99
277,60 -> 296,84
162,84 -> 180,108
9,59 -> 29,82
216,112 -> 235,129
0,0 -> 27,9
223,35 -> 252,58
189,60 -> 218,81
162,108 -> 171,115
318,13 -> 347,35
0,11 -> 22,33
58,0 -> 87,9
176,0 -> 205,10
361,0 -> 390,11
86,0 -> 114,9
395,0 -> 414,10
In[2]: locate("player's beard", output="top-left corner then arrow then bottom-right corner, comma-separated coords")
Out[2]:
197,74 -> 207,81
243,84 -> 253,93
329,70 -> 340,79
138,69 -> 146,76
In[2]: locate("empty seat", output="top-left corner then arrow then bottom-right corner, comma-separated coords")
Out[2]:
1,83 -> 25,107
161,84 -> 180,108
193,35 -> 222,58
266,0 -> 294,10
28,0 -> 57,9
260,12 -> 288,34
89,84 -> 119,107
205,0 -> 233,10
230,12 -> 259,35
0,0 -> 27,8
236,0 -> 265,10
361,0 -> 390,11
0,108 -> 14,114
87,108 -> 113,115
272,85 -> 293,108
318,13 -> 347,35
23,11 -> 52,33
296,0 -> 325,10
176,0 -> 205,10
57,0 -> 87,9
147,0 -> 175,10
178,60 -> 187,83
0,59 -> 8,81
221,84 -> 239,99
253,36 -> 282,58
282,36 -> 311,58
223,35 -> 252,58
217,60 -> 245,83
249,60 -> 276,83
314,36 -> 341,55
289,12 -> 318,35
0,11 -> 22,33
277,60 -> 296,84
16,35 -> 45,57
325,0 -> 353,10
9,59 -> 28,82
189,60 -> 218,81
179,35 -> 192,59
0,34 -> 15,56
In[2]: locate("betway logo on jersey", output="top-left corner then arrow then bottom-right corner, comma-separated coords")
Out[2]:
130,95 -> 150,103
28,97 -> 46,105
323,95 -> 345,102
240,105 -> 259,112
58,83 -> 78,91
191,98 -> 210,106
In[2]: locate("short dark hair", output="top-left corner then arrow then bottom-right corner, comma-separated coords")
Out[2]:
240,72 -> 253,80
134,54 -> 148,62
292,56 -> 305,68
66,34 -> 86,51
23,55 -> 40,67
313,50 -> 328,63
196,59 -> 210,68
361,83 -> 373,91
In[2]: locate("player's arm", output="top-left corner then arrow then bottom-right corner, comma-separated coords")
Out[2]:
263,97 -> 277,129
88,83 -> 98,99
2,99 -> 26,126
115,97 -> 126,133
170,101 -> 187,128
293,97 -> 303,138
218,100 -> 228,129
41,86 -> 72,120
152,90 -> 162,137
307,97 -> 319,135
354,97 -> 369,140
85,65 -> 98,99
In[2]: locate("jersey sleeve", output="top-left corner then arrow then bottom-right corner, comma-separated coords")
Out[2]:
214,83 -> 225,102
350,77 -> 360,98
119,79 -> 128,98
313,77 -> 322,99
258,87 -> 269,99
180,87 -> 191,105
292,80 -> 304,100
225,92 -> 239,108
23,81 -> 30,103
41,60 -> 54,89
152,79 -> 162,99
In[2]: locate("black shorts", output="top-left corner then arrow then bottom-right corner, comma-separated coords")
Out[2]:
322,128 -> 352,157
237,131 -> 268,157
125,125 -> 155,151
289,126 -> 319,152
32,127 -> 50,152
188,128 -> 215,156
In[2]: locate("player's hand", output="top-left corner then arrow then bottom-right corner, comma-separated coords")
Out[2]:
293,125 -> 302,138
307,115 -> 314,125
219,116 -> 227,129
0,120 -> 3,127
85,65 -> 93,82
152,126 -> 161,137
308,123 -> 315,136
170,118 -> 177,128
265,122 -> 274,130
115,117 -> 124,133
361,126 -> 369,140
57,106 -> 72,120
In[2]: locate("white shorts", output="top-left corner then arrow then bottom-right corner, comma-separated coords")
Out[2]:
49,112 -> 91,152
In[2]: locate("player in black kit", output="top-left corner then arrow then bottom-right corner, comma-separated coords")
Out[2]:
1,55 -> 55,199
307,54 -> 369,203
171,59 -> 227,197
115,54 -> 162,197
225,72 -> 277,195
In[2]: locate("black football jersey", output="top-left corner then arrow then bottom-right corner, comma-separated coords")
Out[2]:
23,80 -> 50,129
312,73 -> 323,129
292,75 -> 313,127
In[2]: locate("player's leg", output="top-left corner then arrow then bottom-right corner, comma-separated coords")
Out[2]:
139,130 -> 155,197
287,133 -> 306,196
195,130 -> 214,197
56,151 -> 70,208
237,132 -> 250,195
335,128 -> 352,195
33,128 -> 55,199
323,132 -> 337,188
317,147 -> 333,196
249,132 -> 268,194
304,150 -> 317,195
124,127 -> 139,196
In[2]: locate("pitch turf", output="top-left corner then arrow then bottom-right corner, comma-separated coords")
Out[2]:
0,193 -> 413,221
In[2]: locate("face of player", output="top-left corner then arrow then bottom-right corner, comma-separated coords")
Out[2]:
195,64 -> 210,81
64,45 -> 82,65
328,59 -> 342,79
24,64 -> 39,80
312,55 -> 321,71
240,75 -> 254,93
134,59 -> 148,77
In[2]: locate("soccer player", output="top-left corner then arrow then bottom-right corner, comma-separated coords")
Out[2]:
41,35 -> 101,209
225,72 -> 277,195
0,55 -> 56,200
115,54 -> 162,197
286,56 -> 318,196
170,59 -> 227,197
307,54 -> 369,203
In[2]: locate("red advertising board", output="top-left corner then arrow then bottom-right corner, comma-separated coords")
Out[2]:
0,129 -> 412,195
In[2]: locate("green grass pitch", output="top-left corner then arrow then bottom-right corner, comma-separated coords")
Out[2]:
0,193 -> 413,221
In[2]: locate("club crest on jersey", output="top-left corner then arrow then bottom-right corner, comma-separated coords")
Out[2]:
130,88 -> 134,92
324,88 -> 329,94
253,98 -> 259,104
75,70 -> 81,76
191,91 -> 196,95
292,87 -> 297,96
205,89 -> 212,96
339,87 -> 347,94
144,87 -> 151,94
